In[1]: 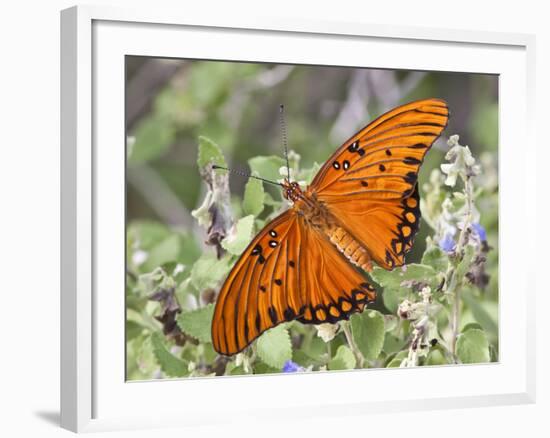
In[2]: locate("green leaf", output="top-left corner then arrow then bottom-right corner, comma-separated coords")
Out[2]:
127,220 -> 170,251
421,246 -> 448,272
254,362 -> 280,374
328,345 -> 356,370
461,322 -> 484,333
256,325 -> 292,369
197,136 -> 227,169
176,304 -> 215,343
462,290 -> 498,338
248,155 -> 286,183
456,328 -> 490,364
383,334 -> 404,355
370,263 -> 440,313
229,365 -> 247,376
190,254 -> 232,292
425,348 -> 449,365
150,332 -> 189,377
129,114 -> 175,163
350,310 -> 385,361
386,350 -> 408,368
131,335 -> 157,378
292,349 -> 323,368
142,234 -> 181,273
126,320 -> 145,341
263,192 -> 282,207
242,173 -> 265,217
221,215 -> 255,255
456,244 -> 475,280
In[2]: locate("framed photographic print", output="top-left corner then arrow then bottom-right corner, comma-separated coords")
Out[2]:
61,5 -> 536,433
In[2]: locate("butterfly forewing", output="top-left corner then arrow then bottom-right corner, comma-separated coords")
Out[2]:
312,98 -> 448,197
311,98 -> 448,269
212,210 -> 303,355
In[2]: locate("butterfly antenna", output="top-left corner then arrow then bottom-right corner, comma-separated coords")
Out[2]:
212,165 -> 283,187
279,104 -> 291,182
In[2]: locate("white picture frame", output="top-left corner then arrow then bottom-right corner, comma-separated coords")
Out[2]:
60,5 -> 536,433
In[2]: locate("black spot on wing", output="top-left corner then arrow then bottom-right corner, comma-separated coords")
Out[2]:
404,172 -> 417,184
255,314 -> 261,332
403,156 -> 422,165
268,307 -> 278,324
283,308 -> 296,321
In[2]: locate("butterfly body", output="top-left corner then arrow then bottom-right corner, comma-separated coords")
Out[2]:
212,98 -> 449,356
283,179 -> 373,272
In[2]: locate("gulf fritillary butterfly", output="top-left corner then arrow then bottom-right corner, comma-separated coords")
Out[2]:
211,98 -> 449,356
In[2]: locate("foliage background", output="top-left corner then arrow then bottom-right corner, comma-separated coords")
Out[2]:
125,57 -> 498,380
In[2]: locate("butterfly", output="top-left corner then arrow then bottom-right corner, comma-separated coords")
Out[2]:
211,98 -> 449,356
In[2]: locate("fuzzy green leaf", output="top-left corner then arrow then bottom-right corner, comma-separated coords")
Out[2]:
229,365 -> 247,376
425,348 -> 449,365
127,220 -> 171,251
126,320 -> 146,341
350,310 -> 385,361
189,254 -> 232,292
221,215 -> 255,255
456,244 -> 476,280
328,345 -> 356,370
150,332 -> 189,377
142,234 -> 181,273
242,173 -> 265,217
462,290 -> 498,337
386,350 -> 408,368
197,136 -> 227,169
248,155 -> 286,183
256,325 -> 292,369
456,328 -> 490,364
263,192 -> 282,207
254,362 -> 280,374
371,263 -> 440,313
176,304 -> 215,343
421,246 -> 448,272
383,334 -> 404,355
461,322 -> 484,333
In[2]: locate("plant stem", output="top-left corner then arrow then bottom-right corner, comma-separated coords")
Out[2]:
448,174 -> 474,361
342,321 -> 365,368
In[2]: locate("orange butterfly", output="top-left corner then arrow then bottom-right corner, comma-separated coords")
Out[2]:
212,98 -> 449,355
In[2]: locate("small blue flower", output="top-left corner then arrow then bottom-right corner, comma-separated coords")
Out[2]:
282,360 -> 302,373
438,233 -> 456,253
472,223 -> 487,242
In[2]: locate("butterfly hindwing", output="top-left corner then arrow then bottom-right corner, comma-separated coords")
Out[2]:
323,184 -> 421,270
294,215 -> 376,325
211,210 -> 376,355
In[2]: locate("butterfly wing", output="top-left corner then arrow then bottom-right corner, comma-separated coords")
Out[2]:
293,215 -> 376,325
212,210 -> 298,356
311,98 -> 449,269
212,210 -> 376,356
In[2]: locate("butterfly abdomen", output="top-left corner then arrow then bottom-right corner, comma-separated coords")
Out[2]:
327,226 -> 373,272
297,192 -> 373,273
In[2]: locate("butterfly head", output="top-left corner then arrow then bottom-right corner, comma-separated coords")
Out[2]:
282,179 -> 303,203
